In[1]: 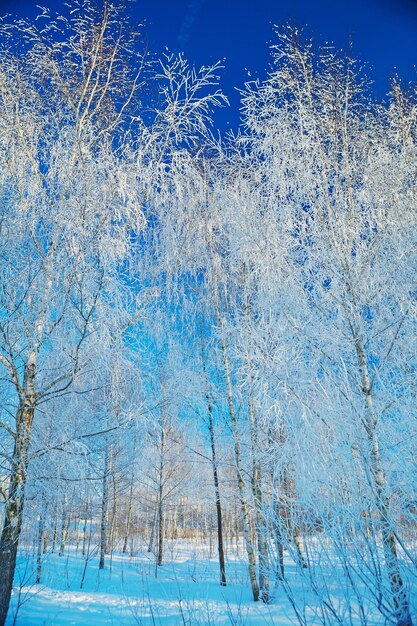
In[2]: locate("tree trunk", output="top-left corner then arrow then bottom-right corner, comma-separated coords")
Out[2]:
107,473 -> 117,555
123,430 -> 137,554
51,515 -> 58,554
0,394 -> 35,626
43,531 -> 49,555
281,467 -> 307,569
200,330 -> 227,586
36,494 -> 46,584
123,486 -> 133,555
268,427 -> 285,581
354,334 -> 413,626
157,496 -> 164,567
59,504 -> 69,557
147,506 -> 157,554
75,517 -> 81,553
208,407 -> 227,586
99,442 -> 111,570
157,423 -> 165,567
82,515 -> 88,557
123,470 -> 134,554
252,462 -> 269,603
248,390 -> 269,603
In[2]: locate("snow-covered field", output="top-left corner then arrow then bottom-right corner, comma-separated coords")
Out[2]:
8,544 -> 291,626
6,542 -> 416,625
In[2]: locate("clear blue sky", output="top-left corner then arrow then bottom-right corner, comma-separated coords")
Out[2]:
1,0 -> 416,129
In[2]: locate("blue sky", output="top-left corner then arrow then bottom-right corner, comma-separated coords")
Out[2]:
1,0 -> 416,129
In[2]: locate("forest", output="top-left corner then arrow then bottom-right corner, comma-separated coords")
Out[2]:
0,1 -> 416,625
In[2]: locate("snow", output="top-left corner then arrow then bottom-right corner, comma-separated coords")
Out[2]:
7,542 -> 405,625
8,544 -> 288,625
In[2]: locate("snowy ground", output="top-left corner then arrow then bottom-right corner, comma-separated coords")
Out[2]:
6,542 -> 416,625
8,543 -> 293,626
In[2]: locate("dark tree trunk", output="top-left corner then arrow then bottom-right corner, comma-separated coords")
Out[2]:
99,443 -> 111,570
200,327 -> 227,587
157,496 -> 164,567
156,425 -> 165,567
207,399 -> 227,586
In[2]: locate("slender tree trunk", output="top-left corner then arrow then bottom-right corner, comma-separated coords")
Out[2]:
82,515 -> 88,557
43,531 -> 49,555
0,364 -> 36,626
354,334 -> 413,626
51,519 -> 58,553
36,492 -> 47,583
173,507 -> 178,540
157,423 -> 165,567
107,473 -> 117,555
99,442 -> 111,570
209,413 -> 227,586
75,518 -> 81,553
281,468 -> 307,569
59,505 -> 69,557
200,329 -> 227,586
252,465 -> 269,602
157,496 -> 164,566
268,427 -> 285,581
248,390 -> 269,603
293,524 -> 307,569
271,491 -> 285,580
36,499 -> 46,584
123,482 -> 134,555
148,505 -> 157,553
123,432 -> 137,554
